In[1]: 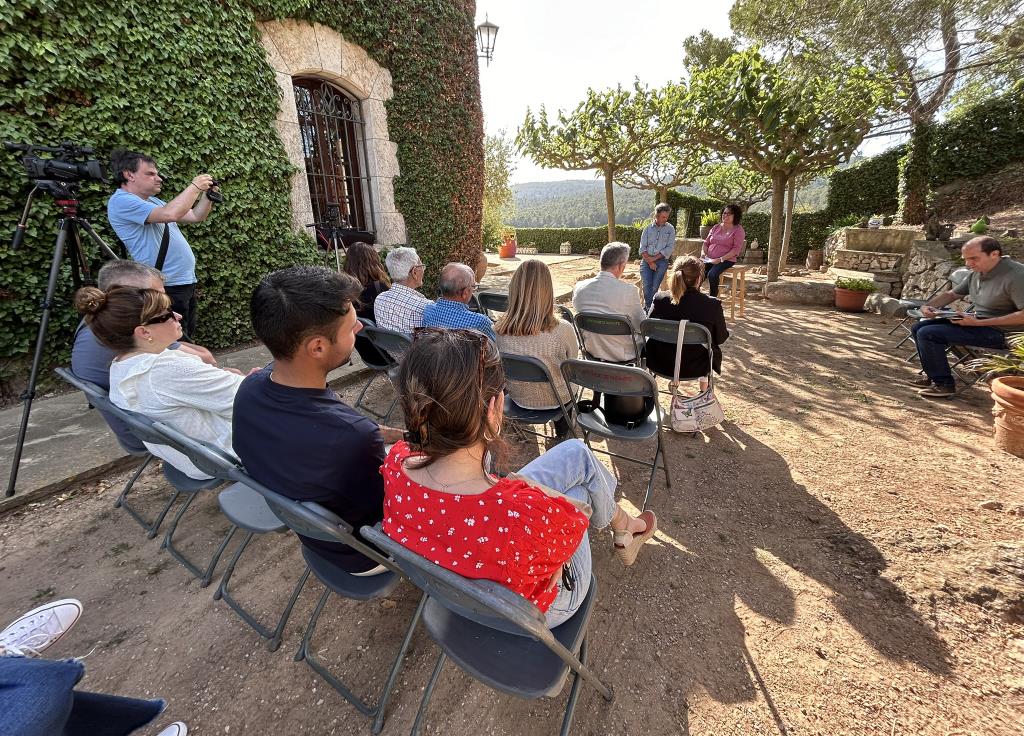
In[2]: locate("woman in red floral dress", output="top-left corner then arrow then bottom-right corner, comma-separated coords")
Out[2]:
381,328 -> 657,627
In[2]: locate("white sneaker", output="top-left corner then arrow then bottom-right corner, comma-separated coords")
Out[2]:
155,723 -> 188,736
0,598 -> 83,657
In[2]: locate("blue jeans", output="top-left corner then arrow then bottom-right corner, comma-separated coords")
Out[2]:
516,439 -> 618,628
705,260 -> 734,297
640,258 -> 670,311
910,320 -> 1006,387
0,657 -> 164,736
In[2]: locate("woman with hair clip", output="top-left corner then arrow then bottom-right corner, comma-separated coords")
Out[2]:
74,286 -> 245,479
645,256 -> 729,388
381,328 -> 657,628
494,260 -> 578,436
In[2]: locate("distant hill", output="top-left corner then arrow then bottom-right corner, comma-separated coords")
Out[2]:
513,176 -> 831,227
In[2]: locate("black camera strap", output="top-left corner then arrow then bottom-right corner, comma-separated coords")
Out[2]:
154,224 -> 170,272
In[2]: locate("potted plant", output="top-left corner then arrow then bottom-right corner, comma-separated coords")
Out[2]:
833,276 -> 875,312
499,226 -> 517,259
970,335 -> 1024,458
699,209 -> 719,239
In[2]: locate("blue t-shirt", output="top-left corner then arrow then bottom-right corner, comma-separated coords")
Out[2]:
232,369 -> 385,573
421,299 -> 497,342
107,189 -> 197,286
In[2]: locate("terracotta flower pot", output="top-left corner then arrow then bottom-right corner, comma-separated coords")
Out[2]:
499,238 -> 517,259
834,287 -> 871,312
991,375 -> 1024,458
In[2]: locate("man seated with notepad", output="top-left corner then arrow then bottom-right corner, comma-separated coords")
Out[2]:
910,236 -> 1024,398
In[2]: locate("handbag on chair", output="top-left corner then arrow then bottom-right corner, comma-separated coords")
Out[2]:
669,319 -> 725,433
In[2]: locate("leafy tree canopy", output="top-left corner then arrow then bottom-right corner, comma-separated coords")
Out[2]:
482,130 -> 516,247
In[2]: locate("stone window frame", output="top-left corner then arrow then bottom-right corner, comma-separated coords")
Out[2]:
258,20 -> 407,246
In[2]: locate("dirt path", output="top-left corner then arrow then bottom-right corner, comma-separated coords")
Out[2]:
1,302 -> 1022,735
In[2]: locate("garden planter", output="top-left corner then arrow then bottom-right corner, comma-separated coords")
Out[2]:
699,225 -> 711,239
499,238 -> 517,259
805,249 -> 823,270
991,376 -> 1024,458
834,287 -> 871,312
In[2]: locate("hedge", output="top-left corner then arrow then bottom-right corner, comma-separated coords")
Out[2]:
515,226 -> 643,257
0,0 -> 482,384
740,211 -> 833,265
664,191 -> 724,236
826,145 -> 904,217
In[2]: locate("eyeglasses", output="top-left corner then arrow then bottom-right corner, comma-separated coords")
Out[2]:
141,310 -> 177,326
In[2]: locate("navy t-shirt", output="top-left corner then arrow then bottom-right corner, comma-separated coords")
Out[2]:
232,369 -> 385,572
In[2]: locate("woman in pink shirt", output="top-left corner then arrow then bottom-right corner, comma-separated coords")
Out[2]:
700,203 -> 745,297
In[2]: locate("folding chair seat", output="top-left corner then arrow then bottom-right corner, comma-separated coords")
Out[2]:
476,290 -> 509,320
896,268 -> 971,352
499,353 -> 575,440
640,318 -> 714,393
226,470 -> 424,734
353,323 -> 412,422
560,359 -> 670,511
151,423 -> 311,650
573,312 -> 642,365
362,525 -> 613,736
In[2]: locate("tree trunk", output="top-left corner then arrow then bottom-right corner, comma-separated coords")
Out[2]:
765,171 -> 787,286
781,175 -> 796,266
656,185 -> 668,203
603,165 -> 616,244
897,122 -> 932,225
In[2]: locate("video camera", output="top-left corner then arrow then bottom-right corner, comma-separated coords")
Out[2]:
4,141 -> 108,193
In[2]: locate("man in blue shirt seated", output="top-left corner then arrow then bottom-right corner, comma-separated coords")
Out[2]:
421,262 -> 497,342
233,266 -> 404,573
71,260 -> 216,454
107,149 -> 219,341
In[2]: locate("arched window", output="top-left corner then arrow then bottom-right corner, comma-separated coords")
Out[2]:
292,77 -> 374,236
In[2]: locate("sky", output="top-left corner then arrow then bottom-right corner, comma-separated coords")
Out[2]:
475,0 -> 902,185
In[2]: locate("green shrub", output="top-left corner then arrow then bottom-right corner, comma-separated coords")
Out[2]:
834,277 -> 876,292
663,191 -> 724,236
829,213 -> 862,230
740,210 -> 832,265
512,226 -> 643,257
700,209 -> 720,227
826,146 -> 904,216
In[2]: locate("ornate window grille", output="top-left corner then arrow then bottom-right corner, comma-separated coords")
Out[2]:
292,77 -> 375,235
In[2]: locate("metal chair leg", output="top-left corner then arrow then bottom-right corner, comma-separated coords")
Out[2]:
410,651 -> 448,736
161,494 -> 234,587
559,637 -> 587,736
115,455 -> 180,539
212,534 -> 312,651
354,371 -> 382,413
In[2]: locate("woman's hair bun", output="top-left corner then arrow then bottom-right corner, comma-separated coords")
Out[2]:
74,286 -> 107,315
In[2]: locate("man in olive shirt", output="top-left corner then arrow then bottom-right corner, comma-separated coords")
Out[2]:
911,236 -> 1024,398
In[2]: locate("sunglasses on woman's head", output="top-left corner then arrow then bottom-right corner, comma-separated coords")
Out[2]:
141,310 -> 177,326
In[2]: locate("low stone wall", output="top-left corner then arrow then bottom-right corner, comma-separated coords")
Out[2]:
833,249 -> 903,272
844,227 -> 919,254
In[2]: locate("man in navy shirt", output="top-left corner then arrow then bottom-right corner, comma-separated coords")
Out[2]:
107,150 -> 219,340
233,266 -> 403,573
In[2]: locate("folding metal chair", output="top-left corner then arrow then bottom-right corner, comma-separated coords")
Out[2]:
573,312 -> 642,365
224,470 -> 424,734
476,290 -> 509,320
556,304 -> 575,325
639,318 -> 714,394
560,359 -> 670,511
151,423 -> 311,650
361,525 -> 613,736
896,268 -> 971,351
353,323 -> 412,422
54,368 -> 219,542
500,353 -> 576,440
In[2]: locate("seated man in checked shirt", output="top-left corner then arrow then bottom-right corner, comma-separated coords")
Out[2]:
421,262 -> 498,342
373,246 -> 434,339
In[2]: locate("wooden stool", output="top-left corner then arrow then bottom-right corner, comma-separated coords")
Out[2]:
719,265 -> 748,320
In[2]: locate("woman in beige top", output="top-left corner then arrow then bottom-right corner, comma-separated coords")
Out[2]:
495,260 -> 579,432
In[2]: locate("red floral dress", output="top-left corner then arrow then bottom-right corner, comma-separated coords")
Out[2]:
381,442 -> 589,611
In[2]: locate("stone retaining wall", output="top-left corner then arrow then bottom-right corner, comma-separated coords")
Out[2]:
833,249 -> 903,272
901,239 -> 1024,300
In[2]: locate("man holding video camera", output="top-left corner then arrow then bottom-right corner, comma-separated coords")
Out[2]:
107,150 -> 219,340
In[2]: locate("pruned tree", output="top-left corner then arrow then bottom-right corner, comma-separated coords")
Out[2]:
683,31 -> 742,75
516,83 -> 677,243
482,130 -> 516,248
730,0 -> 1024,223
696,161 -> 772,211
683,49 -> 891,283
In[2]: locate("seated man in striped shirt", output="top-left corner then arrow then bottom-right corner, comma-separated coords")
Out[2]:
373,246 -> 433,335
421,262 -> 498,342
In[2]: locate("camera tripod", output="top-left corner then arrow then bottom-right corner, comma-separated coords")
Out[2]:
5,186 -> 119,497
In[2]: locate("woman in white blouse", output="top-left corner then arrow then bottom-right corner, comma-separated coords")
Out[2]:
75,286 -> 245,479
494,260 -> 579,436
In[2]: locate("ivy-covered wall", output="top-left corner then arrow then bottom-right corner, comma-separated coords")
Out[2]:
0,0 -> 483,387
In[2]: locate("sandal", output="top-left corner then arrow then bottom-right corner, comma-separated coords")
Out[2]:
613,511 -> 657,567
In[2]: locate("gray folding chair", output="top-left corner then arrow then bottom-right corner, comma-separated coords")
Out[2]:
898,268 -> 971,352
573,312 -> 642,365
54,368 -> 219,542
556,304 -> 575,325
500,353 -> 576,440
560,359 -> 670,511
354,323 -> 412,422
476,290 -> 509,320
640,318 -> 714,393
361,525 -> 613,736
225,468 -> 424,734
151,423 -> 310,650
